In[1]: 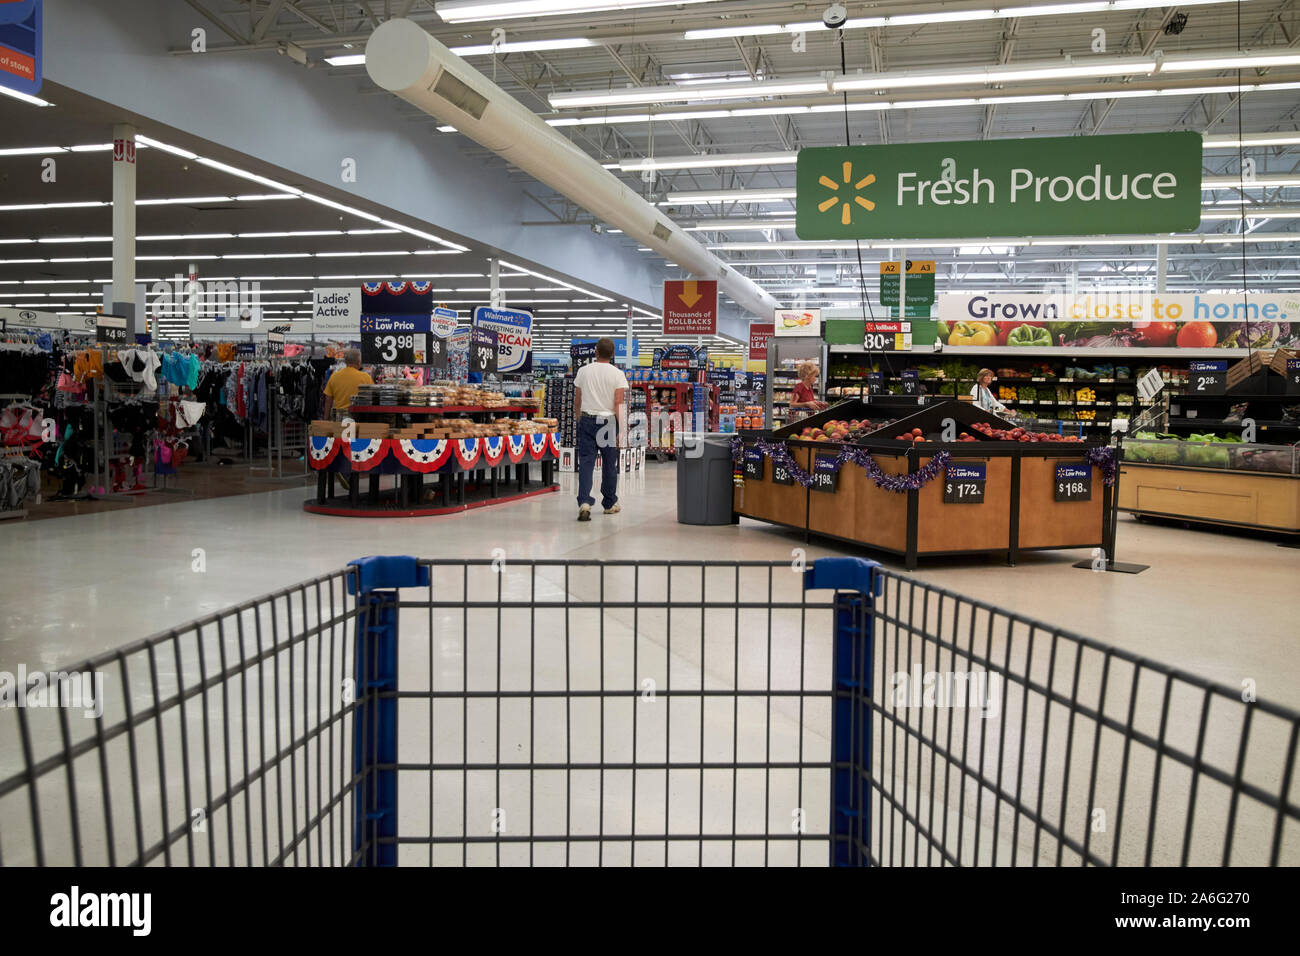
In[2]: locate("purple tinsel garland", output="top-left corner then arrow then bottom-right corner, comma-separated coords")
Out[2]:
731,437 -> 951,493
1084,446 -> 1118,486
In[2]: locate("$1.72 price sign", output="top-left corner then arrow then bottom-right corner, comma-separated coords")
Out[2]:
471,327 -> 498,374
743,448 -> 764,480
1054,463 -> 1092,502
943,463 -> 986,504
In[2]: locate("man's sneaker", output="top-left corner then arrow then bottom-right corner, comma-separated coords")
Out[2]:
578,504 -> 592,521
604,504 -> 622,515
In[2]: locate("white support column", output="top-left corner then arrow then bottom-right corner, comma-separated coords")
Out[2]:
625,304 -> 633,370
1156,244 -> 1168,293
489,258 -> 502,309
111,124 -> 138,334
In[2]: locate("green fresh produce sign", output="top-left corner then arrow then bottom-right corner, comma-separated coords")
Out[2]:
796,132 -> 1202,239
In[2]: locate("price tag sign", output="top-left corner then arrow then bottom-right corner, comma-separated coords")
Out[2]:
426,333 -> 449,371
812,454 -> 839,493
863,320 -> 912,352
471,327 -> 498,374
1287,358 -> 1300,396
266,331 -> 285,356
1189,360 -> 1227,396
570,342 -> 597,369
772,459 -> 794,485
360,315 -> 429,365
96,314 -> 129,347
1054,463 -> 1092,502
743,448 -> 764,480
900,370 -> 920,396
943,463 -> 986,504
866,371 -> 883,395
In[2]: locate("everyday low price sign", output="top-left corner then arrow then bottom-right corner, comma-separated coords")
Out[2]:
1188,360 -> 1227,395
360,315 -> 428,365
944,463 -> 986,504
743,448 -> 764,480
1288,358 -> 1300,396
1054,463 -> 1092,502
797,132 -> 1202,240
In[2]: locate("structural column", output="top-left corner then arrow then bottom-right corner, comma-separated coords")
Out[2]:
111,124 -> 138,333
1156,244 -> 1168,294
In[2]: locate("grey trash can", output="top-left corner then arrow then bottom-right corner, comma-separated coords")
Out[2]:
676,433 -> 737,525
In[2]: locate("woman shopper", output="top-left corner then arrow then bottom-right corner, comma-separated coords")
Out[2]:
788,362 -> 828,422
970,368 -> 1015,418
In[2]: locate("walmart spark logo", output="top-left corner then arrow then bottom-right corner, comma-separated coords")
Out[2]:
818,161 -> 876,225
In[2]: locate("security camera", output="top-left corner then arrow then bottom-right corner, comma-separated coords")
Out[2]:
822,3 -> 848,29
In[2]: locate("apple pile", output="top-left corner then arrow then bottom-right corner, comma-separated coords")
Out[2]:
894,427 -> 928,444
800,419 -> 876,442
969,422 -> 1083,443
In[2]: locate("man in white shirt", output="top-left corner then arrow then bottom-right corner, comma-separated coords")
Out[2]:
573,337 -> 629,521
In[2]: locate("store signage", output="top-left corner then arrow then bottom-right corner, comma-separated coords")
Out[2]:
943,463 -> 986,504
748,322 -> 775,360
361,280 -> 434,314
743,448 -> 764,480
772,459 -> 794,485
312,288 -> 361,336
812,454 -> 839,493
96,314 -> 129,347
266,330 -> 285,356
796,132 -> 1202,240
1188,360 -> 1227,395
655,344 -> 706,370
473,305 -> 533,373
866,371 -> 883,394
880,260 -> 936,308
1287,358 -> 1300,396
432,306 -> 459,338
1136,368 -> 1165,404
900,369 -> 920,396
426,332 -> 449,371
571,337 -> 639,360
774,308 -> 822,338
1,306 -> 92,333
663,279 -> 717,335
0,0 -> 41,97
360,314 -> 429,365
570,342 -> 597,369
864,320 -> 912,352
470,327 -> 498,374
1054,463 -> 1092,502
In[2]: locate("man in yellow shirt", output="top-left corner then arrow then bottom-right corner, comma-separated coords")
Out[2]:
322,348 -> 373,420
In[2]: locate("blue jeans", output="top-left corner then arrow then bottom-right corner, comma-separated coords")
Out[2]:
576,414 -> 619,509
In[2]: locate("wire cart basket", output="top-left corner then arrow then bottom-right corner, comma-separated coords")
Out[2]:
1,557 -> 1296,867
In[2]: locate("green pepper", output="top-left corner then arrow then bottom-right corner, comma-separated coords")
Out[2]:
1007,324 -> 1053,347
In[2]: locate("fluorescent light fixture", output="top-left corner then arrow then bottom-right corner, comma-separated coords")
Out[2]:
833,57 -> 1157,93
0,201 -> 106,211
136,135 -> 197,159
0,86 -> 53,107
0,146 -> 65,156
1162,50 -> 1300,73
683,24 -> 787,40
619,151 -> 798,172
1203,131 -> 1300,149
68,144 -> 116,152
549,77 -> 828,109
301,192 -> 384,222
685,220 -> 795,231
325,54 -> 367,66
452,38 -> 598,56
195,157 -> 303,195
1203,174 -> 1300,188
435,0 -> 718,24
378,219 -> 469,251
665,189 -> 795,204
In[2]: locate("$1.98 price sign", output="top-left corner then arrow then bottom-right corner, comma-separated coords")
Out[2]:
812,454 -> 839,493
471,327 -> 498,374
1054,463 -> 1092,502
943,463 -> 986,504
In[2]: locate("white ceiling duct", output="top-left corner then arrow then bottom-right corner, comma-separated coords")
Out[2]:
364,18 -> 779,319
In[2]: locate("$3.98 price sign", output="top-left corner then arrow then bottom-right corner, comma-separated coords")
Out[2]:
743,448 -> 764,480
943,463 -> 986,503
471,327 -> 498,374
362,331 -> 425,365
1054,463 -> 1092,502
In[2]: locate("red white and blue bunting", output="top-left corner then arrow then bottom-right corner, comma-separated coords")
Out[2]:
308,436 -> 342,469
453,437 -> 482,469
349,438 -> 389,472
506,434 -> 527,464
528,433 -> 548,460
481,435 -> 505,467
408,280 -> 433,294
548,432 -> 561,457
361,282 -> 386,296
391,438 -> 452,472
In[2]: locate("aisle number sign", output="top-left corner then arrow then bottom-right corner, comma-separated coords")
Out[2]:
0,0 -> 41,97
796,132 -> 1202,239
880,260 -> 936,308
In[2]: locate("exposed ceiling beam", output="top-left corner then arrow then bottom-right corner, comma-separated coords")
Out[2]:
185,0 -> 251,45
252,0 -> 287,42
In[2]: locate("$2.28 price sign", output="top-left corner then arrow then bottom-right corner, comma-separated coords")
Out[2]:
1188,360 -> 1227,396
1054,463 -> 1092,502
743,448 -> 764,480
943,463 -> 986,504
471,327 -> 498,374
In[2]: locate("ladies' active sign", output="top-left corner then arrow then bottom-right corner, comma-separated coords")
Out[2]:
936,292 -> 1300,351
796,132 -> 1201,240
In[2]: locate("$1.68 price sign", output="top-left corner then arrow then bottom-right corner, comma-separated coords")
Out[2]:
471,327 -> 498,374
943,463 -> 986,504
1054,463 -> 1092,502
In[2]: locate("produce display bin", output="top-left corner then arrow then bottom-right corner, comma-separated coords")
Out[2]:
734,398 -> 1109,568
1120,438 -> 1300,534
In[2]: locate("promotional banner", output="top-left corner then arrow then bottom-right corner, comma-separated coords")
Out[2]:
0,0 -> 41,97
473,305 -> 533,373
797,132 -> 1202,240
312,288 -> 360,336
0,306 -> 92,333
360,280 -> 435,313
937,292 -> 1299,350
431,306 -> 458,337
663,279 -> 718,335
571,336 -> 639,360
654,345 -> 707,370
774,308 -> 822,337
748,322 -> 774,360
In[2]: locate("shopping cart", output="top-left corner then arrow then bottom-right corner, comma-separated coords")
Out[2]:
1,557 -> 1296,866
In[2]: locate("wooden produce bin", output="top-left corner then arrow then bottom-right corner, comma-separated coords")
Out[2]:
915,455 -> 1015,556
1119,463 -> 1300,534
808,450 -> 909,554
733,444 -> 810,532
1017,455 -> 1106,550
